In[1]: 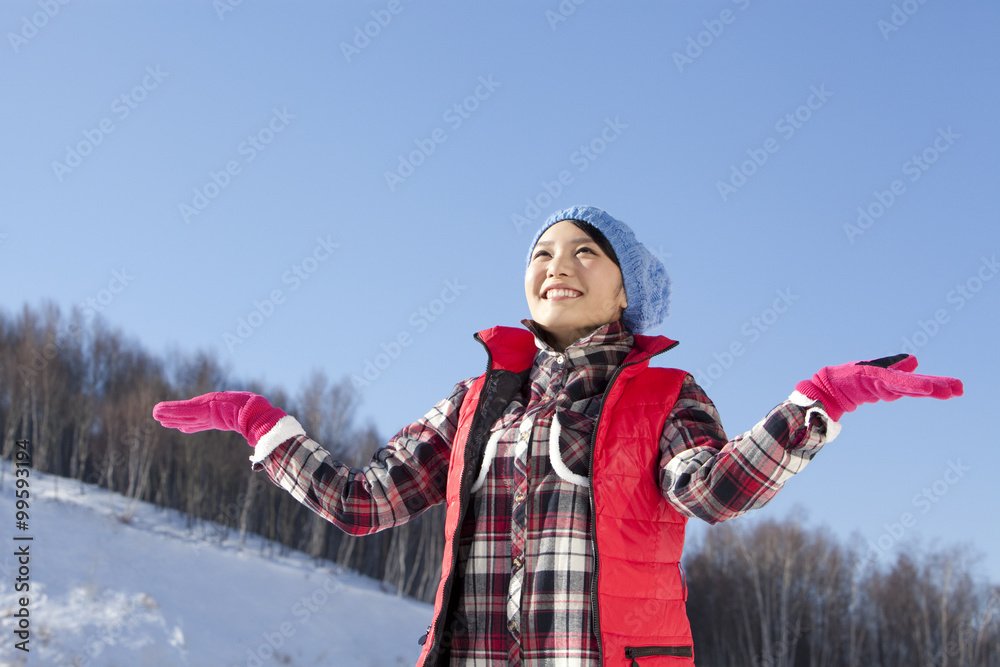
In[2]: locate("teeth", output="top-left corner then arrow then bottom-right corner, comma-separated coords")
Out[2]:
545,288 -> 581,299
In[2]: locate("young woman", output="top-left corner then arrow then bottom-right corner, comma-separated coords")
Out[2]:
153,205 -> 963,666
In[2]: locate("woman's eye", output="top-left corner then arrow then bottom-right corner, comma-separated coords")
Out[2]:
533,250 -> 551,260
576,247 -> 597,255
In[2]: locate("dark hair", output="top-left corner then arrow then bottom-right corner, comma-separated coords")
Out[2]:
567,220 -> 620,267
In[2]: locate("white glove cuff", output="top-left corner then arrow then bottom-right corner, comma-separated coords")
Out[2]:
789,391 -> 842,443
249,415 -> 306,464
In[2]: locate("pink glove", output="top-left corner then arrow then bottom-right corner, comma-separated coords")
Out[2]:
152,391 -> 287,446
795,354 -> 963,422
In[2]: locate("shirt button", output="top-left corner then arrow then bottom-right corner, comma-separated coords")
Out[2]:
508,620 -> 519,632
512,556 -> 523,570
556,355 -> 565,364
514,490 -> 525,503
518,431 -> 529,443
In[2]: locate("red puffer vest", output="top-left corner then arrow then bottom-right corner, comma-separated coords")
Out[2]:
417,326 -> 694,666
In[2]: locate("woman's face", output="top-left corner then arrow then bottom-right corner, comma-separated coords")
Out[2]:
525,220 -> 627,351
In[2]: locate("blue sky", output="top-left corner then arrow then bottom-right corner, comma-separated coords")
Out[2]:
2,1 -> 998,581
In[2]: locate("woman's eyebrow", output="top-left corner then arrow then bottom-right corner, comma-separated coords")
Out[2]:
534,237 -> 596,247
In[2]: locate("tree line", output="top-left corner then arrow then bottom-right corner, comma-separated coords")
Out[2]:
685,517 -> 999,666
0,302 -> 446,602
1,302 -> 996,665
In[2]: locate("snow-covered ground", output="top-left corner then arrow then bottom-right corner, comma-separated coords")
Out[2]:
0,462 -> 433,666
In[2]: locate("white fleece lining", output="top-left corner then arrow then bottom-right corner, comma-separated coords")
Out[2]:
249,415 -> 306,464
549,416 -> 590,488
470,430 -> 503,494
788,391 -> 842,443
789,389 -> 819,407
809,406 -> 842,442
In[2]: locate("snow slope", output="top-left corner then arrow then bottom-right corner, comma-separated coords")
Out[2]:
0,462 -> 433,667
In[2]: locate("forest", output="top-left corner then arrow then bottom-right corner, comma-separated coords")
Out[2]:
2,302 -> 997,666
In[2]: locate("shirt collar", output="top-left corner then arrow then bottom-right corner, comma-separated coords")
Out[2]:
521,319 -> 634,356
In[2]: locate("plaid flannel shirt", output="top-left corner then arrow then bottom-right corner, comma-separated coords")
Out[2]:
258,321 -> 835,666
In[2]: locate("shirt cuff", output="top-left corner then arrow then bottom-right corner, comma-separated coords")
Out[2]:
789,391 -> 841,443
249,415 -> 306,465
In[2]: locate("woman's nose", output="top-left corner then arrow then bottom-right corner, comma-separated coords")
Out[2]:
547,253 -> 572,277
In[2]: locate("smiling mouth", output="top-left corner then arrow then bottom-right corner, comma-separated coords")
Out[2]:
544,288 -> 583,299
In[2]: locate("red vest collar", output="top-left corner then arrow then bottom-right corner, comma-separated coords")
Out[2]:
474,325 -> 678,373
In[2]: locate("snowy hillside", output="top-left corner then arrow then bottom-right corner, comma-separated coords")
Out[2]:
0,462 -> 433,667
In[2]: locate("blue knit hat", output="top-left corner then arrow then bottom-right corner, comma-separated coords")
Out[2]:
527,205 -> 670,334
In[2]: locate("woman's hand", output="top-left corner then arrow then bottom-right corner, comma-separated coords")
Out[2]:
152,391 -> 287,446
795,354 -> 963,422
